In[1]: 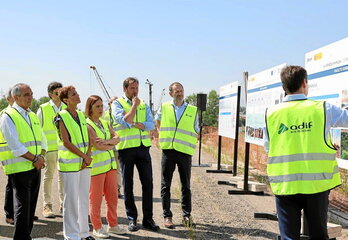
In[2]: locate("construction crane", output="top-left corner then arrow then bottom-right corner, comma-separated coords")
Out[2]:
90,66 -> 111,100
145,79 -> 154,114
155,88 -> 166,114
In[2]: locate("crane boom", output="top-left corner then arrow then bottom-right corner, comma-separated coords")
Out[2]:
90,66 -> 111,100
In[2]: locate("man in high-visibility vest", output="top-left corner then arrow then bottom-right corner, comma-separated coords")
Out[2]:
264,65 -> 348,239
37,81 -> 66,218
112,77 -> 159,232
0,83 -> 46,240
1,87 -> 15,225
155,82 -> 199,229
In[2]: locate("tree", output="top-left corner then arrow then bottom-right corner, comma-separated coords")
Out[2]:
203,90 -> 219,126
185,93 -> 198,106
0,96 -> 50,113
0,98 -> 8,112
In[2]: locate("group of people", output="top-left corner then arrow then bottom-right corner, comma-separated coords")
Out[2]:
0,78 -> 199,240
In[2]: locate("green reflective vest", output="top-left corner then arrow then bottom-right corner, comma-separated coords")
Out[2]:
86,118 -> 117,176
266,100 -> 340,195
57,110 -> 89,172
39,102 -> 66,152
159,102 -> 198,156
0,107 -> 42,175
114,98 -> 151,150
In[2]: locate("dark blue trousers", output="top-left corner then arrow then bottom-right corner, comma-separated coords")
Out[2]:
161,149 -> 192,218
275,190 -> 330,240
4,176 -> 14,219
118,146 -> 153,221
10,168 -> 41,240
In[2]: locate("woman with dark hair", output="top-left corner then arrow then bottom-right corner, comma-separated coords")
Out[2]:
55,86 -> 94,240
85,95 -> 126,238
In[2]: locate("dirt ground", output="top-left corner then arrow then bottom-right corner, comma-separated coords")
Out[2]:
0,145 -> 347,239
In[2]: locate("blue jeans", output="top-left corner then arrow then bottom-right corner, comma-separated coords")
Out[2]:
275,191 -> 329,240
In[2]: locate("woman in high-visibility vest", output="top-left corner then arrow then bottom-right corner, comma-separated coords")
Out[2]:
85,95 -> 126,238
55,86 -> 94,240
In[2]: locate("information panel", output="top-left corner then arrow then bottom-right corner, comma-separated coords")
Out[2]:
305,37 -> 348,169
245,63 -> 286,146
218,81 -> 238,139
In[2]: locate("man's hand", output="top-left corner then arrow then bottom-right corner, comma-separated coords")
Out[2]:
132,96 -> 140,108
33,155 -> 45,170
81,155 -> 93,169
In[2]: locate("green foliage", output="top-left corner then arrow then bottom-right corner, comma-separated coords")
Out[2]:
0,96 -> 51,113
0,98 -> 8,112
203,90 -> 219,126
185,90 -> 219,127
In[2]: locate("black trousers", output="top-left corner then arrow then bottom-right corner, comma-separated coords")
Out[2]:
9,168 -> 41,240
4,176 -> 14,219
276,190 -> 330,240
118,146 -> 153,221
161,149 -> 192,218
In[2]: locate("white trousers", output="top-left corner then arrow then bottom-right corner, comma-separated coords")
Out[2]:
61,168 -> 91,240
43,151 -> 64,207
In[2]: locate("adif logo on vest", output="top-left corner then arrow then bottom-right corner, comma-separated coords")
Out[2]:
278,122 -> 313,134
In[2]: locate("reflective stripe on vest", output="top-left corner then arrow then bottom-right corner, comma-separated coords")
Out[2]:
266,100 -> 340,195
114,98 -> 152,150
158,102 -> 198,156
57,110 -> 89,172
0,107 -> 42,175
86,118 -> 116,176
40,102 -> 67,152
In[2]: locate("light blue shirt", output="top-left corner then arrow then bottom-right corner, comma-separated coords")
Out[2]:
155,101 -> 200,133
111,96 -> 155,131
263,94 -> 348,152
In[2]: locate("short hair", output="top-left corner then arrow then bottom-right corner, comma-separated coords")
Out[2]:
169,82 -> 184,92
11,83 -> 29,97
5,87 -> 13,100
280,65 -> 308,94
47,82 -> 63,93
123,77 -> 139,89
58,85 -> 75,104
85,95 -> 103,117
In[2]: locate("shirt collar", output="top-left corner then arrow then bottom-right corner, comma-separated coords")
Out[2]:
49,99 -> 62,109
283,94 -> 307,102
13,103 -> 31,115
171,100 -> 187,108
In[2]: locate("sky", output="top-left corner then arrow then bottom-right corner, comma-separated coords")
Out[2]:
1,0 -> 348,110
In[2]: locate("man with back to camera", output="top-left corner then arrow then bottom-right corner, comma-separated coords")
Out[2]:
0,83 -> 46,240
37,81 -> 66,217
155,82 -> 199,228
264,65 -> 348,239
112,77 -> 160,232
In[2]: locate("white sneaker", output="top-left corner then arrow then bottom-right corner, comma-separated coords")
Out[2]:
108,225 -> 127,235
93,227 -> 109,238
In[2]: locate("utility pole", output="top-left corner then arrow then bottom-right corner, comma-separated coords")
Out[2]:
145,79 -> 154,114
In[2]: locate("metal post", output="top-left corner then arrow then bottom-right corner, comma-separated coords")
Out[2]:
145,79 -> 153,114
198,109 -> 203,166
233,86 -> 241,176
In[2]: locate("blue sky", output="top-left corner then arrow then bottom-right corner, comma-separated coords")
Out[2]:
1,0 -> 347,110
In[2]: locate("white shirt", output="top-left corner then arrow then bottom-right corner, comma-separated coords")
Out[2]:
0,103 -> 47,157
37,99 -> 63,125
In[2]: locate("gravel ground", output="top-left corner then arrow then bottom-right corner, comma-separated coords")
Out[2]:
1,145 -> 347,239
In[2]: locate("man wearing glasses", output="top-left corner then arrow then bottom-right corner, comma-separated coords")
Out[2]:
37,81 -> 66,218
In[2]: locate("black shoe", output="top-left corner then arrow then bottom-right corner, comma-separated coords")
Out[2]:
143,219 -> 160,232
182,216 -> 195,227
128,220 -> 139,232
33,216 -> 39,221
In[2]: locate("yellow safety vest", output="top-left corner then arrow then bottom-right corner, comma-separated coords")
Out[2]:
159,102 -> 198,156
39,102 -> 66,152
114,98 -> 151,150
86,118 -> 117,176
57,109 -> 89,172
0,107 -> 42,175
266,100 -> 340,195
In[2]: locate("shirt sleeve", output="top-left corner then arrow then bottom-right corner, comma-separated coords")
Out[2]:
111,100 -> 132,129
36,107 -> 43,126
154,105 -> 162,121
0,113 -> 29,157
195,112 -> 200,133
142,104 -> 155,131
41,128 -> 47,151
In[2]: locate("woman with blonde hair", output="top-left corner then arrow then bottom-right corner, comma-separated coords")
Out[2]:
85,95 -> 126,238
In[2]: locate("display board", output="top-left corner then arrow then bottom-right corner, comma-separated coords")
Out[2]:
244,63 -> 286,146
218,81 -> 238,139
305,37 -> 348,169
